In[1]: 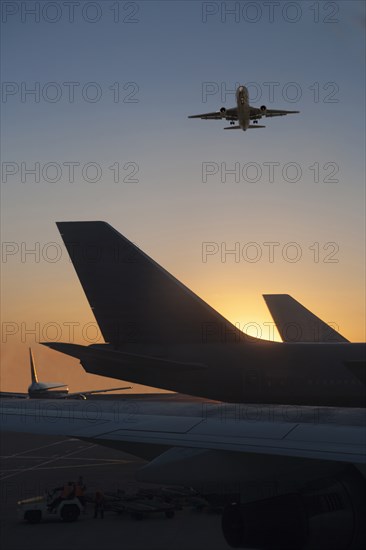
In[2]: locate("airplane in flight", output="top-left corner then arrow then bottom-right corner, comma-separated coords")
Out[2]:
0,347 -> 131,399
41,221 -> 365,408
188,85 -> 299,130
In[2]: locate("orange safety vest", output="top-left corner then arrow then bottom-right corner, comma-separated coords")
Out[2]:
61,484 -> 73,498
75,484 -> 84,497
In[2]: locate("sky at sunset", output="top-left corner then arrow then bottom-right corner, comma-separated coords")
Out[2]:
1,1 -> 365,392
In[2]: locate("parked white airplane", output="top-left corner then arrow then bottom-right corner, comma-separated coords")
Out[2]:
188,85 -> 299,130
0,347 -> 131,399
42,221 -> 365,408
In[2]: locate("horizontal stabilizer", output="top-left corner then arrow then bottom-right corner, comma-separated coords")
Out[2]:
224,125 -> 241,130
42,342 -> 207,372
40,383 -> 69,391
249,125 -> 266,128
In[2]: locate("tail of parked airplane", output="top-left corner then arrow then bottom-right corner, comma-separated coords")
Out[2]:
27,348 -> 69,394
263,294 -> 349,343
41,222 -> 365,405
56,221 -> 246,348
29,347 -> 38,383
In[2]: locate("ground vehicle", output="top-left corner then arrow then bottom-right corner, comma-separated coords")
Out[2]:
18,494 -> 84,523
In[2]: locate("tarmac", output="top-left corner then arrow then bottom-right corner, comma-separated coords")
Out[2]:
0,429 -> 231,550
1,395 -> 365,550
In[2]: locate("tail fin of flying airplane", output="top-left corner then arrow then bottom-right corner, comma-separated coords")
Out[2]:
29,347 -> 38,383
56,222 -> 246,348
263,294 -> 349,343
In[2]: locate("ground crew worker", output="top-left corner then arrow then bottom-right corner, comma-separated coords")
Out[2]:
62,481 -> 75,499
49,481 -> 74,510
94,490 -> 105,519
75,477 -> 86,507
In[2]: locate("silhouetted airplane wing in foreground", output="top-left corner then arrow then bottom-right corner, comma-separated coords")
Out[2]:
2,400 -> 366,549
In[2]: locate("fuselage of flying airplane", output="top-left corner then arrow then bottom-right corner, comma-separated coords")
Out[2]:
236,85 -> 251,130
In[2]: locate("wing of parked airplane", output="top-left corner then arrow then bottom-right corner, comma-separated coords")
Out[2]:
0,391 -> 28,399
1,404 -> 364,465
1,400 -> 365,548
66,385 -> 132,397
263,294 -> 349,343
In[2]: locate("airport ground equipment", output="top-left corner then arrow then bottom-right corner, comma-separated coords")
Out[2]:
18,493 -> 84,523
89,490 -> 176,520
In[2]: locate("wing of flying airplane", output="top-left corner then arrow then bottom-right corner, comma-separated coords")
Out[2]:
1,401 -> 365,549
250,107 -> 300,118
263,294 -> 349,343
188,107 -> 238,120
188,108 -> 299,120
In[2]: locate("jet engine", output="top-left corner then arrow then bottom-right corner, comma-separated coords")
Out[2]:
260,105 -> 267,113
76,393 -> 87,400
220,107 -> 227,115
222,467 -> 366,550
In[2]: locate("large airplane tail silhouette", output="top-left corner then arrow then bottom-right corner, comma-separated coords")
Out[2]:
56,221 -> 247,349
41,222 -> 365,405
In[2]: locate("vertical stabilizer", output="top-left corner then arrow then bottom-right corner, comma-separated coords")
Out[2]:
29,348 -> 39,383
56,221 -> 244,348
263,294 -> 349,343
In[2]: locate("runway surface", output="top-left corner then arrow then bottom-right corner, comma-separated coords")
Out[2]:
0,429 -> 231,550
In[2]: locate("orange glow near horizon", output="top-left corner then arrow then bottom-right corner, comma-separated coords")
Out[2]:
1,267 -> 365,393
